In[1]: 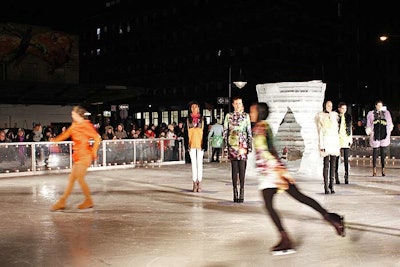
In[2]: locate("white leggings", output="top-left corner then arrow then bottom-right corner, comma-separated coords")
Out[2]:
189,148 -> 203,182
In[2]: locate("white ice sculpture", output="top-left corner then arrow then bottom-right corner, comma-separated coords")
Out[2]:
248,80 -> 326,179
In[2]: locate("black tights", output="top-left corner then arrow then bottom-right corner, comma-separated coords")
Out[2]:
211,148 -> 221,161
373,147 -> 387,168
336,148 -> 349,175
262,184 -> 327,232
231,160 -> 247,188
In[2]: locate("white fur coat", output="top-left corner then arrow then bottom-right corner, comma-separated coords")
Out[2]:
315,111 -> 341,157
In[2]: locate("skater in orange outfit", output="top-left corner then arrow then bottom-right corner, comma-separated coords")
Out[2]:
250,102 -> 345,255
50,106 -> 101,211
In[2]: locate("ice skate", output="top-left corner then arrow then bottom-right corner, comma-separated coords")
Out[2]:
50,198 -> 66,212
324,212 -> 345,237
77,198 -> 94,209
271,242 -> 296,256
271,231 -> 296,256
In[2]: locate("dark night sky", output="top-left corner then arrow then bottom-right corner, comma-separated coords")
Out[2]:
1,1 -> 102,33
2,1 -> 400,109
2,1 -> 398,34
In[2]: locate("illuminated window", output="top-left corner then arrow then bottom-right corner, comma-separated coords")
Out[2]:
96,28 -> 101,40
152,112 -> 159,126
162,111 -> 169,124
143,112 -> 150,126
171,111 -> 178,123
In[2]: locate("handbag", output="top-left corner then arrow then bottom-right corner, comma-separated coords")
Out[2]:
211,135 -> 224,148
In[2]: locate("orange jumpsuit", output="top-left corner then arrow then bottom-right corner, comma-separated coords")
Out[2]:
52,120 -> 101,209
54,120 -> 101,165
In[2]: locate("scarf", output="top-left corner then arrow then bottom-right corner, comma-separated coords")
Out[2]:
191,113 -> 200,127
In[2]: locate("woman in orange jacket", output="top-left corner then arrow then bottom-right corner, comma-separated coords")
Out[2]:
50,106 -> 102,211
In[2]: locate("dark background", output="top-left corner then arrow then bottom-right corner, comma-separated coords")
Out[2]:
1,0 -> 400,122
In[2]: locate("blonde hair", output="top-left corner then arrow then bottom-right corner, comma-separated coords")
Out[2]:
72,106 -> 87,118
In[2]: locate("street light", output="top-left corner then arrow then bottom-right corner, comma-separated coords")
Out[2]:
379,35 -> 389,41
218,48 -> 247,112
379,34 -> 400,42
228,65 -> 247,112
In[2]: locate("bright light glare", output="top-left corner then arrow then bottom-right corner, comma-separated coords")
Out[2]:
379,35 -> 388,41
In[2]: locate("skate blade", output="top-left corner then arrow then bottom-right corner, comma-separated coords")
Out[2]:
272,249 -> 296,256
50,208 -> 65,212
76,208 -> 94,213
340,216 -> 346,237
55,208 -> 94,213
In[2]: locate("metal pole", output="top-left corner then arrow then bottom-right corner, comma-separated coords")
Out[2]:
228,65 -> 232,113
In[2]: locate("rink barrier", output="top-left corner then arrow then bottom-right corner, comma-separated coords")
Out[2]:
1,136 -> 399,178
0,137 -> 186,178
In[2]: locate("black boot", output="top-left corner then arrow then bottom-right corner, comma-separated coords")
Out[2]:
329,178 -> 335,194
324,177 -> 329,194
324,213 -> 345,237
323,164 -> 329,194
344,174 -> 349,184
271,231 -> 296,255
238,188 -> 244,203
335,172 -> 340,184
233,187 -> 238,203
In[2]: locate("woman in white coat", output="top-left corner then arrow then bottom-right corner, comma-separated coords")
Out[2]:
315,100 -> 341,194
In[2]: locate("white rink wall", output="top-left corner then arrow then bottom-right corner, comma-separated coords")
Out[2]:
0,104 -> 74,129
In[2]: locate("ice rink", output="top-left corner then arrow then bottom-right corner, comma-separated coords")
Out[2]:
0,160 -> 399,267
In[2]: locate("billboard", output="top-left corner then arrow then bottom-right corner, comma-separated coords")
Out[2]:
0,22 -> 79,84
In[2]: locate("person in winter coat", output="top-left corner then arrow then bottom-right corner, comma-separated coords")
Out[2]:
223,96 -> 252,203
114,123 -> 128,139
102,125 -> 117,140
365,100 -> 393,176
315,100 -> 340,194
335,102 -> 352,184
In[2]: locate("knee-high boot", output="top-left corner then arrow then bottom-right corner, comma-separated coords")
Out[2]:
238,188 -> 244,203
323,165 -> 329,194
233,187 -> 238,202
329,157 -> 336,193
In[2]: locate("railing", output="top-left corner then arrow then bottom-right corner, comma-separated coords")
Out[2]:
2,135 -> 399,177
205,135 -> 400,164
349,135 -> 400,165
0,137 -> 186,177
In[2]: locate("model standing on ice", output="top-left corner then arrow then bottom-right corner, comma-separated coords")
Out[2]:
249,102 -> 345,255
223,96 -> 252,203
186,100 -> 207,192
365,100 -> 393,176
315,100 -> 340,194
